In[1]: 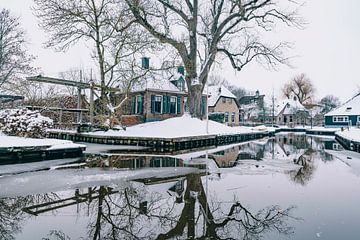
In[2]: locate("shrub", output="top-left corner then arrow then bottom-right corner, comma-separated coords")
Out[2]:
209,112 -> 225,123
0,108 -> 53,138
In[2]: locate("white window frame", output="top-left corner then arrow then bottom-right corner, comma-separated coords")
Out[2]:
333,116 -> 349,123
169,96 -> 177,114
225,112 -> 229,123
154,95 -> 163,114
231,112 -> 235,122
358,116 -> 360,122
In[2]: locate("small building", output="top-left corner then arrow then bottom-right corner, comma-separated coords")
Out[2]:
238,90 -> 265,105
275,97 -> 308,127
207,85 -> 240,126
238,90 -> 266,123
324,93 -> 360,128
119,76 -> 187,126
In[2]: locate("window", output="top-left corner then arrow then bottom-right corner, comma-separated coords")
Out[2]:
225,112 -> 229,123
289,115 -> 293,123
170,96 -> 177,114
222,97 -> 226,103
154,95 -> 162,114
135,95 -> 143,114
231,112 -> 235,122
358,116 -> 360,122
333,116 -> 349,122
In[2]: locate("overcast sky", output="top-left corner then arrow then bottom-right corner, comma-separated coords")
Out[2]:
1,0 -> 359,102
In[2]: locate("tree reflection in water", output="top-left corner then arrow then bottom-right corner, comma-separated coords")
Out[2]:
0,193 -> 59,240
78,173 -> 298,240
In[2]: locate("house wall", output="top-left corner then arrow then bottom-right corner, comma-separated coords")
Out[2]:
324,115 -> 359,127
143,90 -> 185,122
209,96 -> 239,126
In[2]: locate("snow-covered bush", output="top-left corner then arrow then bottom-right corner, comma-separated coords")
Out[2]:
0,108 -> 53,138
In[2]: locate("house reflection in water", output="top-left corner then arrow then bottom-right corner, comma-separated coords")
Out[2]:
85,154 -> 184,169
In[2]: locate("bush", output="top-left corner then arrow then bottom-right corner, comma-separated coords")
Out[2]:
0,108 -> 53,138
209,112 -> 225,123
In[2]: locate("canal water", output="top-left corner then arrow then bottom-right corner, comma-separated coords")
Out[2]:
1,133 -> 360,240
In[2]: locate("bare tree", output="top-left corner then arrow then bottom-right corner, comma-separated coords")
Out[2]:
125,0 -> 303,118
319,95 -> 340,114
33,0 -> 155,118
282,73 -> 315,104
0,8 -> 34,89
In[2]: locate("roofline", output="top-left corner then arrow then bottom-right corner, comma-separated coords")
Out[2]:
211,95 -> 240,108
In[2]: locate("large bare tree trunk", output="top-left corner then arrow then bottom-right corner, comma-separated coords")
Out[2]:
188,84 -> 204,119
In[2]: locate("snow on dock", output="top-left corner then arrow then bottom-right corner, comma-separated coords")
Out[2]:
0,135 -> 86,162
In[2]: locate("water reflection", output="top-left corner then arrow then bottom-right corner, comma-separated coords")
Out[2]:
8,173 -> 298,240
1,134 -> 346,239
0,193 -> 59,240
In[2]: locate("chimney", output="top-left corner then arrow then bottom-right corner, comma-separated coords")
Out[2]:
141,57 -> 150,69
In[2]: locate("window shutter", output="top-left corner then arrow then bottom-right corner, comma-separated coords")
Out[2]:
151,95 -> 155,113
131,97 -> 136,114
163,96 -> 167,113
140,95 -> 144,114
177,96 -> 181,114
167,96 -> 171,113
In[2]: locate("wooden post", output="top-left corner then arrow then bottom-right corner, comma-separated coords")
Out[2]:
90,82 -> 94,124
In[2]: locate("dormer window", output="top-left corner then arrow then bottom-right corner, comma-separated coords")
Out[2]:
346,107 -> 352,111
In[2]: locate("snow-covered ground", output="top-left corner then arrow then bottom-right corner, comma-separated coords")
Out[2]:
0,135 -> 85,150
336,128 -> 360,143
50,115 -> 263,138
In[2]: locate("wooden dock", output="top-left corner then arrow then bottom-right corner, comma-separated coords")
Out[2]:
335,133 -> 360,153
47,131 -> 269,152
0,144 -> 85,164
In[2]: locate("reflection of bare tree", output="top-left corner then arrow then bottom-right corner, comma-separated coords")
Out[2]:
82,173 -> 298,239
290,148 -> 316,186
0,193 -> 59,240
158,174 -> 297,240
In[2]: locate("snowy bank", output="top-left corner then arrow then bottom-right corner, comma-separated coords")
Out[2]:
0,135 -> 85,149
336,128 -> 360,143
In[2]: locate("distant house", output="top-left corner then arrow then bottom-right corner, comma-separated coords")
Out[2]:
238,90 -> 265,123
324,93 -> 360,128
275,97 -> 308,127
239,90 -> 265,105
207,85 -> 240,126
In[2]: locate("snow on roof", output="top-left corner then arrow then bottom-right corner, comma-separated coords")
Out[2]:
132,72 -> 184,94
275,98 -> 307,116
325,93 -> 360,116
207,85 -> 237,107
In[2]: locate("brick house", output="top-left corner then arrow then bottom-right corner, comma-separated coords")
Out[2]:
207,85 -> 240,126
118,74 -> 187,126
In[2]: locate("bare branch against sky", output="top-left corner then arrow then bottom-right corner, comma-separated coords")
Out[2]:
0,0 -> 359,102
